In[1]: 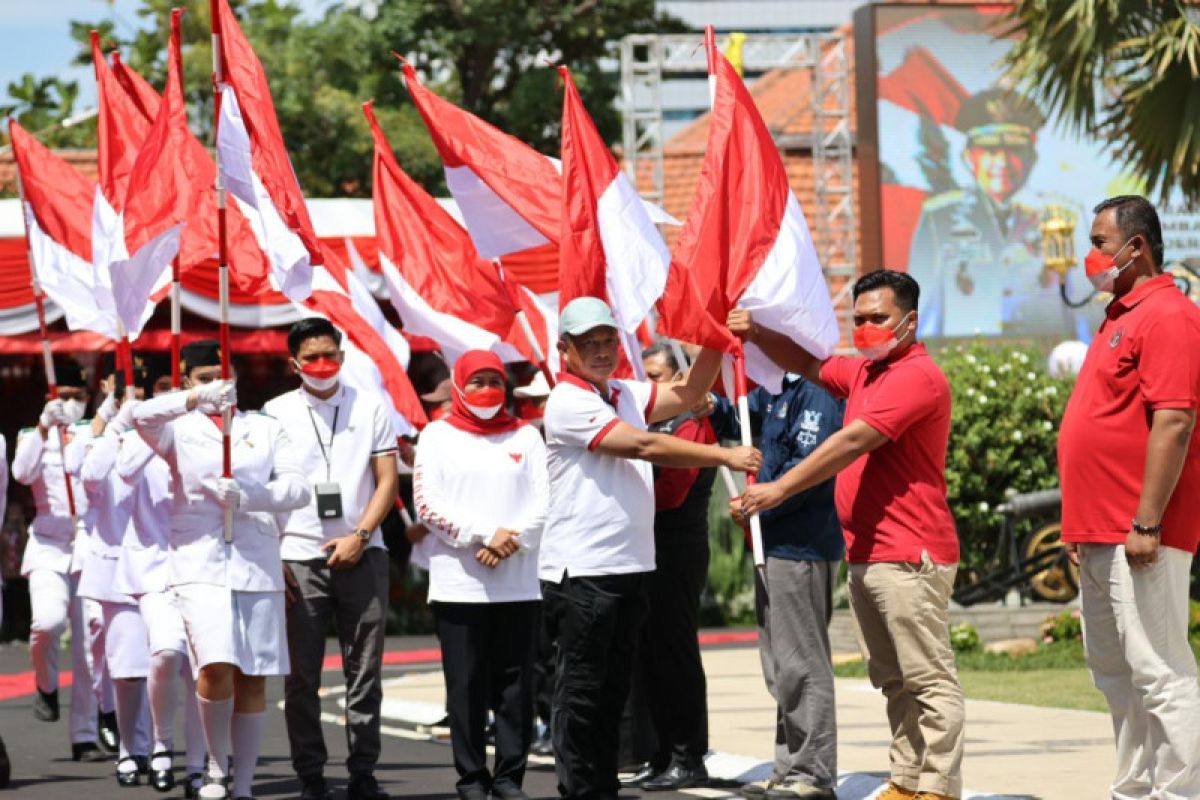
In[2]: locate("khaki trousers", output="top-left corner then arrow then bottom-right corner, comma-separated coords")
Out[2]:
849,556 -> 965,798
1079,543 -> 1200,800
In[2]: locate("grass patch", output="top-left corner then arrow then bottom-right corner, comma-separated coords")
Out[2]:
833,640 -> 1087,679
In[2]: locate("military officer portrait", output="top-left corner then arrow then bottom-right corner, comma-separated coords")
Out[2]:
906,87 -> 1097,338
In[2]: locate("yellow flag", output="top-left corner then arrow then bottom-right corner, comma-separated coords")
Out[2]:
725,32 -> 746,76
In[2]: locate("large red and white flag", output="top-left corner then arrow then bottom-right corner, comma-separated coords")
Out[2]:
401,62 -> 559,259
660,51 -> 838,391
303,261 -> 429,435
107,41 -> 272,295
557,66 -> 669,339
9,121 -> 126,338
212,0 -> 316,301
364,101 -> 555,367
111,9 -> 196,334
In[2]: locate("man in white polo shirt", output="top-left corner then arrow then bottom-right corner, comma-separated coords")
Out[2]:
541,297 -> 762,800
264,318 -> 399,800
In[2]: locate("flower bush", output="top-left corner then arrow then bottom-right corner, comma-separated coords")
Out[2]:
936,342 -> 1075,572
1041,608 -> 1083,643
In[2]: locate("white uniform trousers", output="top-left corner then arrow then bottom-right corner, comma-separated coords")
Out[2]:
1081,544 -> 1200,800
28,570 -> 112,743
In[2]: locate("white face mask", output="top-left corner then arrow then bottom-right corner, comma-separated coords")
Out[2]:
299,373 -> 339,392
465,401 -> 503,420
61,398 -> 86,425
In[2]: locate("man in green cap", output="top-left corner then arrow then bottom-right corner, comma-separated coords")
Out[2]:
539,296 -> 762,800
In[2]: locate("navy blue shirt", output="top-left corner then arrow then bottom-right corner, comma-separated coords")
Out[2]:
711,375 -> 845,562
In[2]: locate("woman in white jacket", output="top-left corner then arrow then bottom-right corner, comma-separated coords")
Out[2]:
133,340 -> 310,800
414,350 -> 549,800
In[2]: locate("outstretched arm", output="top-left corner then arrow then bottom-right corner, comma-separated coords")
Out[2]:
727,309 -> 828,389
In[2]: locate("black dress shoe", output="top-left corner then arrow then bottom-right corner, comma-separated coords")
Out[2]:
72,741 -> 110,762
490,782 -> 530,800
33,688 -> 60,721
457,788 -> 488,800
117,757 -> 141,787
183,771 -> 204,799
618,763 -> 659,788
0,735 -> 10,789
348,773 -> 389,800
150,751 -> 176,792
98,710 -> 121,753
299,774 -> 332,800
642,763 -> 709,792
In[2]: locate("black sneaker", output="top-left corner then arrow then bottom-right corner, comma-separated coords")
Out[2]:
72,741 -> 110,762
348,773 -> 389,800
299,774 -> 332,800
98,710 -> 121,753
33,688 -> 60,721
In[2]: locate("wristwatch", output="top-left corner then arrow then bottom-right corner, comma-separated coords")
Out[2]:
354,528 -> 371,544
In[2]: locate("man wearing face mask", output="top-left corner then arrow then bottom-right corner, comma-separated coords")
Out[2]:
541,297 -> 762,800
1058,196 -> 1200,799
134,339 -> 311,800
729,270 -> 963,800
263,318 -> 399,800
12,360 -> 116,762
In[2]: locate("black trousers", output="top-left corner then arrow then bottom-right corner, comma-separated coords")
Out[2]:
638,536 -> 710,768
543,572 -> 649,800
433,600 -> 540,795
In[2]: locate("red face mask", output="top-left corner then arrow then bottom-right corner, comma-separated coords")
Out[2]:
299,358 -> 340,380
462,386 -> 505,419
853,312 -> 912,361
1083,237 -> 1135,292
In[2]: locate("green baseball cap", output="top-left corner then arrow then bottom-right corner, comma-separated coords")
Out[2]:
559,296 -> 618,336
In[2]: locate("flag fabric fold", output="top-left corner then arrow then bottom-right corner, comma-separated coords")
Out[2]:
365,101 -> 553,366
213,0 -> 317,301
660,51 -> 839,392
9,121 -> 128,339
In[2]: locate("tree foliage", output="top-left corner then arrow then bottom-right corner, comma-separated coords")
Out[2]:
0,74 -> 93,149
5,0 -> 675,198
1001,0 -> 1200,204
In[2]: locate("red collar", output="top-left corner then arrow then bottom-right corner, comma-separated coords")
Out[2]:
556,371 -> 621,408
1107,273 -> 1175,318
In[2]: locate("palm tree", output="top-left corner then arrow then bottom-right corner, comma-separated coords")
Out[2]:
1001,0 -> 1200,203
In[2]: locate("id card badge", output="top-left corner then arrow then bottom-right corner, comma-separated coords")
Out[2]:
314,482 -> 343,519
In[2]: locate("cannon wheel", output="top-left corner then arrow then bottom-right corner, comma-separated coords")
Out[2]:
1023,522 -> 1079,603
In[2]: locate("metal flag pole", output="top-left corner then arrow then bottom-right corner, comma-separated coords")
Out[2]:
705,24 -> 764,568
210,1 -> 234,543
11,141 -> 79,525
171,254 -> 182,389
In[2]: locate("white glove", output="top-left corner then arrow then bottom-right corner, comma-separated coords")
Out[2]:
39,399 -> 66,429
97,392 -> 119,423
109,399 -> 140,436
212,477 -> 247,510
193,380 -> 237,414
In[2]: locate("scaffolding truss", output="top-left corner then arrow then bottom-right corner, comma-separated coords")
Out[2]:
619,32 -> 857,345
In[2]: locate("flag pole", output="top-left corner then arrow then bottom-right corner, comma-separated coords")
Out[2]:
493,259 -> 556,388
171,254 -> 182,388
210,1 -> 234,543
704,23 -> 764,568
11,137 -> 79,524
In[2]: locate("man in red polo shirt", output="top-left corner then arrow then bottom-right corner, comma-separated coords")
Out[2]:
1058,196 -> 1200,800
730,269 -> 963,800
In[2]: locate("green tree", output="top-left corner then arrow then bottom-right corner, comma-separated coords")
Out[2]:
0,74 -> 93,149
38,0 -> 674,197
1001,1 -> 1200,203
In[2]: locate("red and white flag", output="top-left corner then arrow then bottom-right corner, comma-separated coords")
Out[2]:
401,62 -> 559,259
303,262 -> 428,435
9,121 -> 125,338
365,101 -> 555,367
557,66 -> 669,336
660,51 -> 838,391
112,9 -> 195,335
212,0 -> 316,301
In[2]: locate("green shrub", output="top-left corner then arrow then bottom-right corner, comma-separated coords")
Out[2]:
935,342 -> 1074,573
949,622 -> 982,653
1041,608 -> 1083,643
701,477 -> 757,627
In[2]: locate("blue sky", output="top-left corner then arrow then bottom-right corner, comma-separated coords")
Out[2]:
1,0 -> 333,113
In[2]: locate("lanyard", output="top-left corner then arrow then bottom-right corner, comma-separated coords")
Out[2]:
306,403 -> 340,481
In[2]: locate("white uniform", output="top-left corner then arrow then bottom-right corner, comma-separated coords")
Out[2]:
12,421 -> 107,744
133,392 -> 310,676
